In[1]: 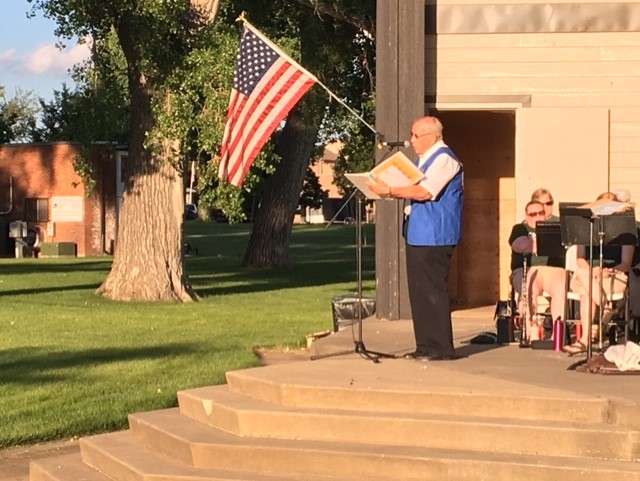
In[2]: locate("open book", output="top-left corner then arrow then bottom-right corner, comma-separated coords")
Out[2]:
344,151 -> 423,200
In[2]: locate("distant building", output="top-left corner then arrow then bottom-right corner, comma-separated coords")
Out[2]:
312,141 -> 342,199
0,142 -> 124,257
306,140 -> 365,224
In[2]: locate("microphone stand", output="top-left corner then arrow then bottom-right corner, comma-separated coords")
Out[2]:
352,191 -> 396,362
312,170 -> 395,363
325,190 -> 357,229
597,220 -> 606,352
586,215 -> 597,359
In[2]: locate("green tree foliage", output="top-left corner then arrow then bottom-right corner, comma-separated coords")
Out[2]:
223,0 -> 376,268
35,35 -> 129,144
27,0 -> 376,296
157,0 -> 376,230
149,12 -> 266,224
299,166 -> 328,210
0,87 -> 40,143
331,97 -> 376,196
29,0 -> 226,301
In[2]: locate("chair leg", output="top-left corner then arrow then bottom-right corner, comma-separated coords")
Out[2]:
624,293 -> 630,343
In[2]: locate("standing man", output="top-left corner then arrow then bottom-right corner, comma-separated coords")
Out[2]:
368,116 -> 463,360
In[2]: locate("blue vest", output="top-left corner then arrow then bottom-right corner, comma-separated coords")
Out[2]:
406,146 -> 464,246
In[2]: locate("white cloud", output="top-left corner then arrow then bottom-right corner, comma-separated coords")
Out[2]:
24,42 -> 91,75
0,41 -> 91,77
0,49 -> 18,62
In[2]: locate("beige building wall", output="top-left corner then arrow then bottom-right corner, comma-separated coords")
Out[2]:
312,141 -> 342,199
432,31 -> 640,202
426,0 -> 640,302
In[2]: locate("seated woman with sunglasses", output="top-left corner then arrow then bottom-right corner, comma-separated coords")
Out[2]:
510,200 -> 566,341
531,187 -> 557,221
526,188 -> 567,338
509,201 -> 547,297
509,189 -> 563,297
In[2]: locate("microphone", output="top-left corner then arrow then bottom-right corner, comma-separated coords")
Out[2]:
377,140 -> 409,149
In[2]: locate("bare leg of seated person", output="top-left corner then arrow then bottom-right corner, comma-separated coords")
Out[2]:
568,293 -> 594,353
564,268 -> 612,354
528,266 -> 566,340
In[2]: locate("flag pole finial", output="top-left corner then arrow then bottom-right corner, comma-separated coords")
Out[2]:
236,11 -> 247,23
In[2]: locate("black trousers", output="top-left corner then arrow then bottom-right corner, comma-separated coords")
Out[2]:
406,244 -> 455,357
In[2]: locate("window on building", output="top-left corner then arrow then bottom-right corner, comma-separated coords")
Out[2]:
25,198 -> 49,222
119,154 -> 128,183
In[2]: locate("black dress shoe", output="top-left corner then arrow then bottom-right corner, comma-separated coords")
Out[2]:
403,351 -> 430,360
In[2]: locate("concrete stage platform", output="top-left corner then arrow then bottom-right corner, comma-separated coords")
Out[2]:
309,305 -> 640,406
29,306 -> 640,481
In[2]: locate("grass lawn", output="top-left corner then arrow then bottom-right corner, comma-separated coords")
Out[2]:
0,222 -> 375,448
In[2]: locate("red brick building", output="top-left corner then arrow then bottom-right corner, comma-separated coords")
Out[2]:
0,142 -> 123,257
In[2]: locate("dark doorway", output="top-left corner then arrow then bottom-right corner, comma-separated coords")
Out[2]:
436,110 -> 516,306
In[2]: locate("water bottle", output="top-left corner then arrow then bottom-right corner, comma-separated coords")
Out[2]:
553,317 -> 564,351
574,322 -> 582,343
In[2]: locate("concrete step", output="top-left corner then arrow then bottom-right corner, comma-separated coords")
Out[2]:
30,453 -> 111,481
127,407 -> 640,481
29,413 -> 640,481
224,363 -> 612,423
77,430 -> 404,481
177,384 -> 640,460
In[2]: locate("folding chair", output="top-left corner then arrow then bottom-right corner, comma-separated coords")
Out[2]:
600,273 -> 630,346
564,244 -> 631,346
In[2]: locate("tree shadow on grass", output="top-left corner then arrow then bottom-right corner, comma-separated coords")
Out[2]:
192,258 -> 375,297
0,343 -> 206,385
0,260 -> 111,275
0,283 -> 102,297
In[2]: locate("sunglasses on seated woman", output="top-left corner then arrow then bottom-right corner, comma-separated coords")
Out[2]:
526,210 -> 546,217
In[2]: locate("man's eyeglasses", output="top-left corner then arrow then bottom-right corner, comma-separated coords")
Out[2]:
411,131 -> 434,139
526,210 -> 545,217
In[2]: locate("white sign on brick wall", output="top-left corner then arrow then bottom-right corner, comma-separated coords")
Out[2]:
51,196 -> 84,222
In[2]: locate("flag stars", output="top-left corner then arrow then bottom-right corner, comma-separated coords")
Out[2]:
233,31 -> 278,94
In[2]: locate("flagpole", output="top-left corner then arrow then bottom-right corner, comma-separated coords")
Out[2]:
238,14 -> 378,136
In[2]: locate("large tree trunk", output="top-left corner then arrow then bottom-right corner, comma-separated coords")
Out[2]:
98,143 -> 195,301
97,2 -> 220,301
243,109 -> 318,268
98,23 -> 196,301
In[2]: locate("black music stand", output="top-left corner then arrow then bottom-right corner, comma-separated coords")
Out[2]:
592,212 -> 637,349
535,221 -> 565,259
311,177 -> 396,363
560,205 -> 637,357
532,222 -> 566,347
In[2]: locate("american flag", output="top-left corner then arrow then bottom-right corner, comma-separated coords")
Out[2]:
218,26 -> 317,187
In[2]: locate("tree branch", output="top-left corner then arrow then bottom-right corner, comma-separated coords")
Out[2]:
183,0 -> 220,33
291,0 -> 375,36
190,0 -> 220,23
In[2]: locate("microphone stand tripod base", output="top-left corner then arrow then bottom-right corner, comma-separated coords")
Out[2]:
355,341 -> 396,362
310,340 -> 396,363
310,191 -> 395,364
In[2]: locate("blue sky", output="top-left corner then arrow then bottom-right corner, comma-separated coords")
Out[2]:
0,3 -> 90,102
